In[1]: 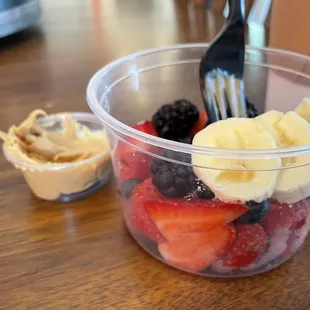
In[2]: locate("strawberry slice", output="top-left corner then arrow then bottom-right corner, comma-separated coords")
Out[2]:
133,121 -> 158,136
132,178 -> 163,204
117,152 -> 152,182
190,110 -> 208,136
241,226 -> 291,271
124,179 -> 165,243
118,163 -> 138,183
128,202 -> 166,243
116,121 -> 158,162
281,200 -> 310,257
212,224 -> 267,270
291,199 -> 310,228
252,200 -> 309,262
144,199 -> 247,240
262,201 -> 304,235
159,225 -> 236,272
241,200 -> 310,270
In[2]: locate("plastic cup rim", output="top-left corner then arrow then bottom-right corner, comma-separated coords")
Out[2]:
86,43 -> 310,160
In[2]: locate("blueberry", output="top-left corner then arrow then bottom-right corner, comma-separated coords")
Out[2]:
237,200 -> 270,224
119,179 -> 141,199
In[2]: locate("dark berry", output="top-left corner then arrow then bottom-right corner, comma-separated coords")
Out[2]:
151,150 -> 195,198
119,179 -> 142,199
177,136 -> 193,144
237,200 -> 270,224
152,99 -> 199,140
246,100 -> 259,118
192,179 -> 215,199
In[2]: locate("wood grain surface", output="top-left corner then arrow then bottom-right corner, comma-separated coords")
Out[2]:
1,1 -> 310,309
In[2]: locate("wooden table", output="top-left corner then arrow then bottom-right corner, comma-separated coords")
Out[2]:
1,1 -> 310,309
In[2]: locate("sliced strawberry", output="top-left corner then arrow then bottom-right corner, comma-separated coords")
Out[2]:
281,231 -> 298,258
144,199 -> 247,240
292,200 -> 310,228
213,224 -> 267,270
132,178 -> 163,204
265,200 -> 309,231
120,152 -> 152,181
262,201 -> 299,235
248,200 -> 310,263
123,202 -> 165,243
116,121 -> 158,162
118,163 -> 138,183
240,201 -> 310,270
291,200 -> 310,247
133,121 -> 158,136
159,225 -> 236,272
125,179 -> 165,243
241,226 -> 292,271
282,200 -> 310,257
190,110 -> 208,136
130,202 -> 166,243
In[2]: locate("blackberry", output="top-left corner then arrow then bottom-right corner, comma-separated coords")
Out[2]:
152,99 -> 199,140
119,179 -> 141,199
177,136 -> 193,144
246,100 -> 259,118
237,200 -> 270,224
192,179 -> 215,200
151,150 -> 195,198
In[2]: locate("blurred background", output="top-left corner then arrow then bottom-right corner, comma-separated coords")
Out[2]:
2,0 -> 310,53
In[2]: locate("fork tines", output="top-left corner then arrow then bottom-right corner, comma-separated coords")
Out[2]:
204,69 -> 248,124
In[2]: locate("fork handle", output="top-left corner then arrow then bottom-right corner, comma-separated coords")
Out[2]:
227,0 -> 244,22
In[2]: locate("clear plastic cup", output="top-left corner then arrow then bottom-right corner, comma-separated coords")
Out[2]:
86,44 -> 310,277
3,113 -> 111,202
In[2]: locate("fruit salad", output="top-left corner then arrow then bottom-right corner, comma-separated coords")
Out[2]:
115,97 -> 310,276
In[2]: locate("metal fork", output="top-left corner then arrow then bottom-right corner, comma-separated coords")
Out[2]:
199,0 -> 247,124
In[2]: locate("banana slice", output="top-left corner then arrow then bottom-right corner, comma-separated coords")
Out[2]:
270,111 -> 310,203
255,110 -> 283,145
295,98 -> 310,122
192,118 -> 281,203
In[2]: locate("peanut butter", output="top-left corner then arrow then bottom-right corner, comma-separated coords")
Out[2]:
0,110 -> 111,201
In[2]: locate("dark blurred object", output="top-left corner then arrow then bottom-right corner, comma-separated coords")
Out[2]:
0,0 -> 40,38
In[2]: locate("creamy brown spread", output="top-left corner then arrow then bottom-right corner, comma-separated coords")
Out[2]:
0,110 -> 110,200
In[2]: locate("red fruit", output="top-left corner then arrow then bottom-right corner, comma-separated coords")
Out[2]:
116,121 -> 158,161
282,200 -> 310,257
232,200 -> 310,272
130,203 -> 166,243
159,225 -> 236,272
190,110 -> 208,136
118,164 -> 137,183
132,178 -> 163,204
293,200 -> 310,228
125,179 -> 165,243
118,152 -> 152,181
240,226 -> 291,271
133,121 -> 158,136
242,201 -> 310,269
213,224 -> 267,269
144,199 -> 247,240
281,231 -> 298,258
262,200 -> 309,235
